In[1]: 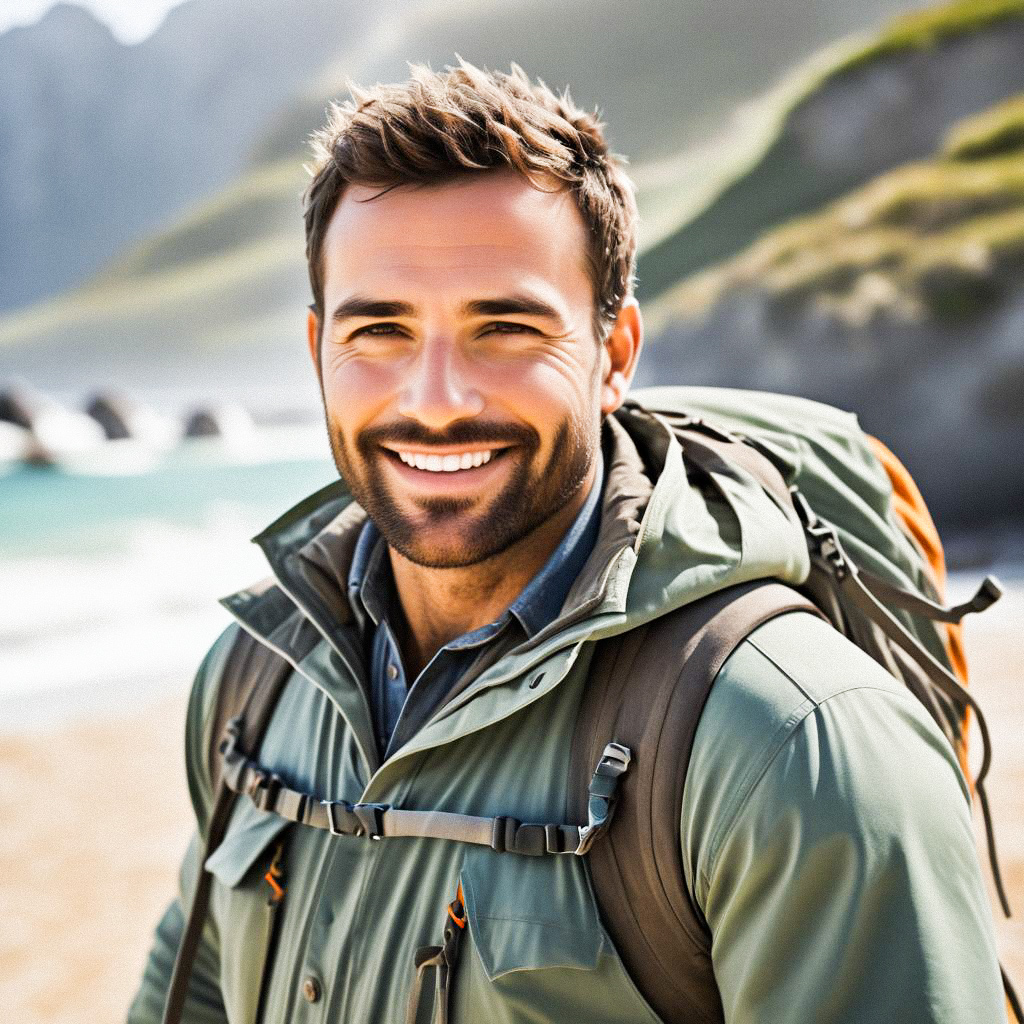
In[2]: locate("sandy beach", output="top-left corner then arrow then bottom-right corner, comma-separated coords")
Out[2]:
1,585 -> 1022,1022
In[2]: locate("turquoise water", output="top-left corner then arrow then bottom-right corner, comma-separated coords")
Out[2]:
1,441 -> 336,556
0,437 -> 338,719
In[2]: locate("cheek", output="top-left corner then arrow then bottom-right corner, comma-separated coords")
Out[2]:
477,346 -> 599,416
321,357 -> 400,432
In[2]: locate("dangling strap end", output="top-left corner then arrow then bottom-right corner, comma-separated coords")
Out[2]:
968,575 -> 1004,615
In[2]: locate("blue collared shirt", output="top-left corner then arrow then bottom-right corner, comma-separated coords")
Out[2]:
347,458 -> 604,759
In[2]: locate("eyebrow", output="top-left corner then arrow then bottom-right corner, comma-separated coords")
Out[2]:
330,294 -> 563,323
331,297 -> 415,322
463,296 -> 561,320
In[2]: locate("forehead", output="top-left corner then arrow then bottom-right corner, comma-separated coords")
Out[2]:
320,170 -> 593,305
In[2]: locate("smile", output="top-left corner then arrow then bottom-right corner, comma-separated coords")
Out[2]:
389,448 -> 500,473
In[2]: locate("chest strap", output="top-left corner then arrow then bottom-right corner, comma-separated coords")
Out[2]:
220,717 -> 630,858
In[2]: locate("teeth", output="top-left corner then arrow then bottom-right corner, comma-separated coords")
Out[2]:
394,449 -> 495,472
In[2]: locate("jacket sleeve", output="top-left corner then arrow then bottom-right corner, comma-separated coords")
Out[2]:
683,617 -> 1007,1024
126,627 -> 241,1024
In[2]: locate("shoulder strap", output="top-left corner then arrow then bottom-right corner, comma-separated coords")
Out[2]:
162,628 -> 293,1024
570,580 -> 821,1024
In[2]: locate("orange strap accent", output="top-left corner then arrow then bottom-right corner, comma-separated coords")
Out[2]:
264,862 -> 285,903
447,882 -> 467,929
867,435 -> 972,782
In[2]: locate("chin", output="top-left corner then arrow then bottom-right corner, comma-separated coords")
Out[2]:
388,529 -> 500,570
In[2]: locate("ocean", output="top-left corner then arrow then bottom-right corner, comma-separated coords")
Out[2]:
0,427 -> 336,729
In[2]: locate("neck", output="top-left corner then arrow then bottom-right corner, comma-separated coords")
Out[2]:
388,472 -> 595,678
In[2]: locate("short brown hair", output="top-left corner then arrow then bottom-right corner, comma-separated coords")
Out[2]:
303,60 -> 638,338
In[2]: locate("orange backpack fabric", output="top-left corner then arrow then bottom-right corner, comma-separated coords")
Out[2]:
867,436 -> 972,784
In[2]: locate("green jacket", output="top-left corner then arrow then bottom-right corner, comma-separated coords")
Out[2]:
128,408 -> 1006,1024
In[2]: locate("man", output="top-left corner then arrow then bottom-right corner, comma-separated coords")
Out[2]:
128,62 -> 1007,1023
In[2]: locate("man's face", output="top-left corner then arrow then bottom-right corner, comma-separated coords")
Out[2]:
311,170 -> 621,569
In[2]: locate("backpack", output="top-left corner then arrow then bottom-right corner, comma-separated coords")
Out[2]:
161,387 -> 1020,1024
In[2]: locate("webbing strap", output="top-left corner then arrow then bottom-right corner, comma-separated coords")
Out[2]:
666,418 -> 793,509
220,721 -> 628,858
859,569 -> 1003,624
797,500 -> 1012,919
162,631 -> 294,1024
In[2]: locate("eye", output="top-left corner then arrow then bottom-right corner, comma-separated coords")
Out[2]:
482,321 -> 540,336
349,322 -> 406,340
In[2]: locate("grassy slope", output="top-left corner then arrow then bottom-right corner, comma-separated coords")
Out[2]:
636,0 -> 1024,302
0,159 -> 309,355
652,93 -> 1024,331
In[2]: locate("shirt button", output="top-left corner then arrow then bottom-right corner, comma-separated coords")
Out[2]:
302,975 -> 322,1003
387,663 -> 399,680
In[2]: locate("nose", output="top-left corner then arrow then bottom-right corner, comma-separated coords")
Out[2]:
397,333 -> 484,430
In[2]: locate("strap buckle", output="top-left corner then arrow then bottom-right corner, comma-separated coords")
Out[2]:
791,487 -> 849,578
321,800 -> 389,839
248,769 -> 284,813
575,742 -> 632,855
218,715 -> 243,757
322,799 -> 357,837
597,742 -> 631,777
218,717 -> 248,791
353,802 -> 389,840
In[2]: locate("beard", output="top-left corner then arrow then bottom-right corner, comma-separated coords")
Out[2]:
325,414 -> 596,569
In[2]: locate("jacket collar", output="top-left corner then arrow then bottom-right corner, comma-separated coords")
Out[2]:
219,399 -> 809,780
225,411 -> 657,653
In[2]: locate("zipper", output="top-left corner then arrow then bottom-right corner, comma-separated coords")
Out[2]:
253,838 -> 288,1024
224,582 -> 380,780
406,883 -> 467,1024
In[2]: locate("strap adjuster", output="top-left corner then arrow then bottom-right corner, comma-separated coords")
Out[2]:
322,799 -> 357,837
353,802 -> 389,840
321,800 -> 389,839
248,770 -> 283,813
596,742 -> 631,777
575,742 -> 632,855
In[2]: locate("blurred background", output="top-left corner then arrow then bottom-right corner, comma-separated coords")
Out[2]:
0,0 -> 1022,1020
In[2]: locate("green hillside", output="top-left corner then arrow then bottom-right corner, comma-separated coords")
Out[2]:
0,157 -> 309,359
651,92 -> 1024,331
256,0 -> 914,167
636,0 -> 1024,300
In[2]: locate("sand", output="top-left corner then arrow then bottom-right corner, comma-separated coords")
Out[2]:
1,592 -> 1022,1022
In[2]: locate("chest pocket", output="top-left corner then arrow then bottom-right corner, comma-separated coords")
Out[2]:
206,801 -> 291,1024
449,845 -> 664,1024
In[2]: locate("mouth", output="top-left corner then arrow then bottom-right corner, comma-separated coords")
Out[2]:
381,445 -> 514,475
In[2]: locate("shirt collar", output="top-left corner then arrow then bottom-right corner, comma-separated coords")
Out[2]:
346,455 -> 605,641
507,455 -> 604,636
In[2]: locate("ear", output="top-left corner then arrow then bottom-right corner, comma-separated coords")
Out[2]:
307,306 -> 321,374
599,297 -> 643,416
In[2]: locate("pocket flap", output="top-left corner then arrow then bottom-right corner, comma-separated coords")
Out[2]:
205,799 -> 290,888
460,846 -> 605,980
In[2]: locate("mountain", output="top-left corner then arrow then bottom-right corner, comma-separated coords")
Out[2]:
639,86 -> 1024,526
0,0 -> 930,408
7,1 -> 1024,526
0,0 -> 394,314
256,0 -> 921,168
0,0 -> 924,319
